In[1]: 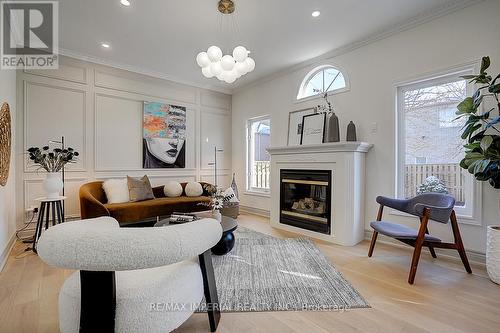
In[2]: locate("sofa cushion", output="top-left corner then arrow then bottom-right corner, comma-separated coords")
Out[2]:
104,196 -> 210,224
185,182 -> 203,197
127,175 -> 154,202
164,181 -> 183,197
102,179 -> 130,204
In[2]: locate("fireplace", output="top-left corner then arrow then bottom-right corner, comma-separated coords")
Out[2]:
280,169 -> 331,234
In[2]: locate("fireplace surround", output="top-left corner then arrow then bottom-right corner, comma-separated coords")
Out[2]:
267,142 -> 373,246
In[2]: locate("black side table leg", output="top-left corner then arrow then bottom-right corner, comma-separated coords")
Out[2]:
44,202 -> 51,230
51,202 -> 56,227
199,250 -> 220,332
56,201 -> 62,224
32,202 -> 46,253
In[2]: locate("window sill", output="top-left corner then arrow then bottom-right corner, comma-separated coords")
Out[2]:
388,209 -> 482,226
243,190 -> 270,198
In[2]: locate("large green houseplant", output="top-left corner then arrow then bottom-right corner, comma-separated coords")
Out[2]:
456,56 -> 500,285
456,56 -> 500,188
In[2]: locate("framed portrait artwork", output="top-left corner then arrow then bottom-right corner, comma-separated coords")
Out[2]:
300,113 -> 326,145
287,108 -> 316,146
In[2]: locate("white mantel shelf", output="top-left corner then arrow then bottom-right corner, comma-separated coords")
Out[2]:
267,142 -> 373,155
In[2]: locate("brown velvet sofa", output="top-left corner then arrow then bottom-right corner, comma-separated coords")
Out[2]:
79,181 -> 211,224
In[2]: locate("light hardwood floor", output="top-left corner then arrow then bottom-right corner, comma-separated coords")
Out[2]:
1,213 -> 499,333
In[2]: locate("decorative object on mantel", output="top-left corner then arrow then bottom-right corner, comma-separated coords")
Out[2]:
454,56 -> 500,283
195,0 -> 255,84
316,75 -> 341,142
300,113 -> 326,145
487,226 -> 500,284
346,121 -> 357,141
287,108 -> 316,146
27,143 -> 79,199
0,102 -> 11,186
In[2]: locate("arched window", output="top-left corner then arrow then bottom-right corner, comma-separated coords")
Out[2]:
297,65 -> 347,100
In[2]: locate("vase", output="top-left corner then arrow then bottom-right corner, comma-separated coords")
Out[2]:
212,209 -> 222,223
346,121 -> 357,141
43,172 -> 63,199
487,225 -> 500,284
325,113 -> 340,142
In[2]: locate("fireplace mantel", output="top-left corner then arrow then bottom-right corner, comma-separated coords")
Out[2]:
267,141 -> 373,246
267,142 -> 373,155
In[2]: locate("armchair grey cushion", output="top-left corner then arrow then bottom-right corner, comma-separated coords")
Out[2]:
370,221 -> 441,242
376,193 -> 455,223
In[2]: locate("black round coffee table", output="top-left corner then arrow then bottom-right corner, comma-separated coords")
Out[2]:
154,212 -> 238,255
212,216 -> 238,255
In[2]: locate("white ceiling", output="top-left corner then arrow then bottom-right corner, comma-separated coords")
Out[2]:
57,0 -> 472,93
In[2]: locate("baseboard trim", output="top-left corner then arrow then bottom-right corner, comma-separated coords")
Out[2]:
364,230 -> 486,267
239,205 -> 270,218
0,233 -> 16,272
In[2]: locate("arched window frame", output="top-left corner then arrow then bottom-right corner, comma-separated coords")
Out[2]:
296,64 -> 350,102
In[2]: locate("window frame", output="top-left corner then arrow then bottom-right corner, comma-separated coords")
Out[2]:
395,65 -> 482,225
246,115 -> 271,196
296,64 -> 350,102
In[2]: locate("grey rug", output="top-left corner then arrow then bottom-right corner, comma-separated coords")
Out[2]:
198,227 -> 369,312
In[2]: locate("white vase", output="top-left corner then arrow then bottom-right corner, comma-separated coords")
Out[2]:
487,225 -> 500,285
43,173 -> 63,199
212,209 -> 222,223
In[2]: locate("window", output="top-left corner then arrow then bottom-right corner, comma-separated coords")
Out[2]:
297,65 -> 347,100
247,117 -> 271,193
396,69 -> 480,221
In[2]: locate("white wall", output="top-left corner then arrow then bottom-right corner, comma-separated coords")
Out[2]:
232,0 -> 500,254
0,68 -> 17,270
16,56 -> 232,223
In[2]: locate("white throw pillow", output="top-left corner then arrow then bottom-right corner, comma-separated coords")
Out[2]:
164,181 -> 183,197
185,182 -> 203,197
222,187 -> 240,203
102,179 -> 130,204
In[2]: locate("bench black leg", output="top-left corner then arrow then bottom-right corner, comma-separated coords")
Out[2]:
199,250 -> 220,332
79,271 -> 116,333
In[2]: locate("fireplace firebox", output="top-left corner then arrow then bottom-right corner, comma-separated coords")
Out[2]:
280,169 -> 331,234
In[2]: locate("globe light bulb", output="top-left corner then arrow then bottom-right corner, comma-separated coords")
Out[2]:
233,46 -> 248,62
245,57 -> 256,72
202,66 -> 214,78
235,61 -> 248,75
210,61 -> 223,76
221,55 -> 235,71
196,52 -> 211,68
207,46 -> 223,62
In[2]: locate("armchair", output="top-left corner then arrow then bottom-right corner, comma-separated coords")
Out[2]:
368,193 -> 472,284
37,216 -> 222,333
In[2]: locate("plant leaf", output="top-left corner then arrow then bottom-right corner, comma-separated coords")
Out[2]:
486,116 -> 500,129
456,97 -> 476,114
481,136 -> 493,151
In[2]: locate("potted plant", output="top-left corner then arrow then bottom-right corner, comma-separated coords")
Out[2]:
199,186 -> 225,222
27,146 -> 79,199
456,56 -> 500,284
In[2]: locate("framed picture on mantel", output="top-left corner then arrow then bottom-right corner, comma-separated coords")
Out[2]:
300,113 -> 325,145
287,108 -> 316,146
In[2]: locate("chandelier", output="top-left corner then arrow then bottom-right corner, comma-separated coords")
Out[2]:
196,0 -> 255,84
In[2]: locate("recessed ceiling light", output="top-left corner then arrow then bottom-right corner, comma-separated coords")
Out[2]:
120,0 -> 130,6
312,10 -> 321,18
101,43 -> 111,49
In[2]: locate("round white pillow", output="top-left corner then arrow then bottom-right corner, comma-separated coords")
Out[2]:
185,182 -> 203,197
164,181 -> 183,197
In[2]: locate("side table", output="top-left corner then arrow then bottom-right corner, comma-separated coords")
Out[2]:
32,196 -> 66,253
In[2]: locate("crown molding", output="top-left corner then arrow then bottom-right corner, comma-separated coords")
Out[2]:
58,48 -> 233,95
232,0 -> 485,94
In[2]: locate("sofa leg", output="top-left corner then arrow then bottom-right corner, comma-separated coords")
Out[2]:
199,250 -> 220,332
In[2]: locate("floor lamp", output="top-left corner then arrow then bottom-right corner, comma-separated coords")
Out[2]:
208,146 -> 224,187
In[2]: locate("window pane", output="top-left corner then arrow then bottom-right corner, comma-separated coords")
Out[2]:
248,118 -> 270,190
299,66 -> 347,99
403,79 -> 467,206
